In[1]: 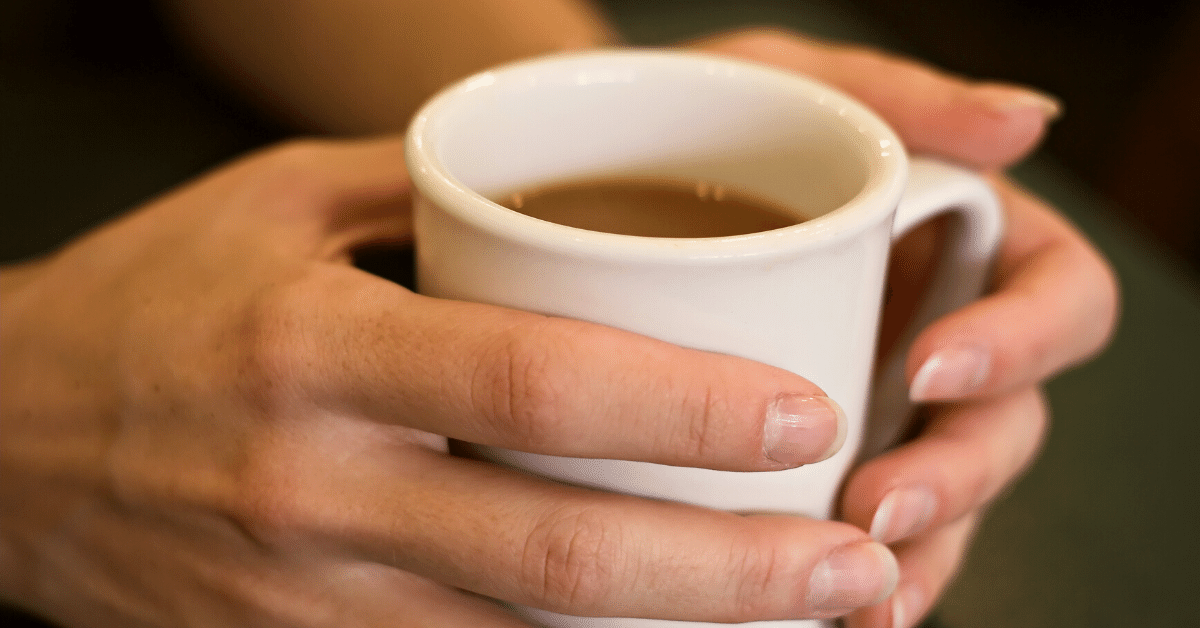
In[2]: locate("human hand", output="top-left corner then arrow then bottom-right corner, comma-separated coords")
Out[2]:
694,29 -> 1120,628
0,137 -> 901,627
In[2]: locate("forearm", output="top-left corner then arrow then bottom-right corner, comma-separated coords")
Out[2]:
162,0 -> 617,133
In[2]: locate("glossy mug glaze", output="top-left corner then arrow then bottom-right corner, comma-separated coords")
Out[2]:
406,51 -> 1003,628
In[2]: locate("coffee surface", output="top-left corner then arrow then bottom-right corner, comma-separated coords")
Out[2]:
496,178 -> 803,238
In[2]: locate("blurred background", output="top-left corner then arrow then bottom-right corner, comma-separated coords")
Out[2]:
3,1 -> 1198,626
5,0 -> 1200,270
852,0 -> 1200,270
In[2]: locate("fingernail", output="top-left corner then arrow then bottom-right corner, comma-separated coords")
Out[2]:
974,85 -> 1063,120
763,394 -> 847,466
909,345 -> 990,402
869,487 -> 938,544
808,541 -> 899,611
891,582 -> 924,628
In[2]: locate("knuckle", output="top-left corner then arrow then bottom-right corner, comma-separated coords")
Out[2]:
726,536 -> 792,622
520,507 -> 626,612
1084,256 -> 1121,356
224,436 -> 321,547
983,391 -> 1049,497
1012,389 -> 1050,469
928,514 -> 979,585
843,45 -> 932,84
957,389 -> 1049,510
676,382 -> 729,463
251,139 -> 342,215
1024,330 -> 1061,381
473,319 -> 567,449
700,26 -> 810,60
958,435 -> 1007,511
957,461 -> 994,516
220,425 -> 364,553
1004,286 -> 1055,361
723,520 -> 820,622
232,471 -> 298,543
737,26 -> 803,49
232,281 -> 319,412
1040,242 -> 1121,372
264,139 -> 335,174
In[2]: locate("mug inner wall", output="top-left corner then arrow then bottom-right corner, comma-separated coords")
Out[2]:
431,60 -> 877,227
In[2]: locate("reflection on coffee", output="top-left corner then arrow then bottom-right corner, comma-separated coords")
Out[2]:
495,178 -> 805,238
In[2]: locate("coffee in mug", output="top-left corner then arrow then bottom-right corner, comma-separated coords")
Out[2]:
495,177 -> 806,238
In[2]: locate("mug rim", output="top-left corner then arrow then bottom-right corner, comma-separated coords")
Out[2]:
406,49 -> 908,262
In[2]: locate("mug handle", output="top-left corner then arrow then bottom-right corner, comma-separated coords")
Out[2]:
860,157 -> 1005,458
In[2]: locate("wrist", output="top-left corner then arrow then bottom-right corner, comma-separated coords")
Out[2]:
0,259 -> 48,609
0,258 -> 47,295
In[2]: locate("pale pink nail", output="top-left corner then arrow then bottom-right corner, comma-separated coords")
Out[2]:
869,487 -> 938,544
973,85 -> 1063,119
909,345 -> 990,402
807,541 -> 899,611
891,582 -> 924,628
763,394 -> 847,466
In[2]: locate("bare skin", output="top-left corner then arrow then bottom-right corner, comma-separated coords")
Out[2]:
162,0 -> 618,133
1,3 -> 1119,627
1,138 -> 892,627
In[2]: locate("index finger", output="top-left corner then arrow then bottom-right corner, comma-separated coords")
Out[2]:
250,267 -> 849,472
218,136 -> 847,473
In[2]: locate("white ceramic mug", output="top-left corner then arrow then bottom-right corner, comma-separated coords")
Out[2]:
406,50 -> 1003,628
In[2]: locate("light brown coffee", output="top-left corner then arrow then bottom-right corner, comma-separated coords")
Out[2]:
495,178 -> 804,238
